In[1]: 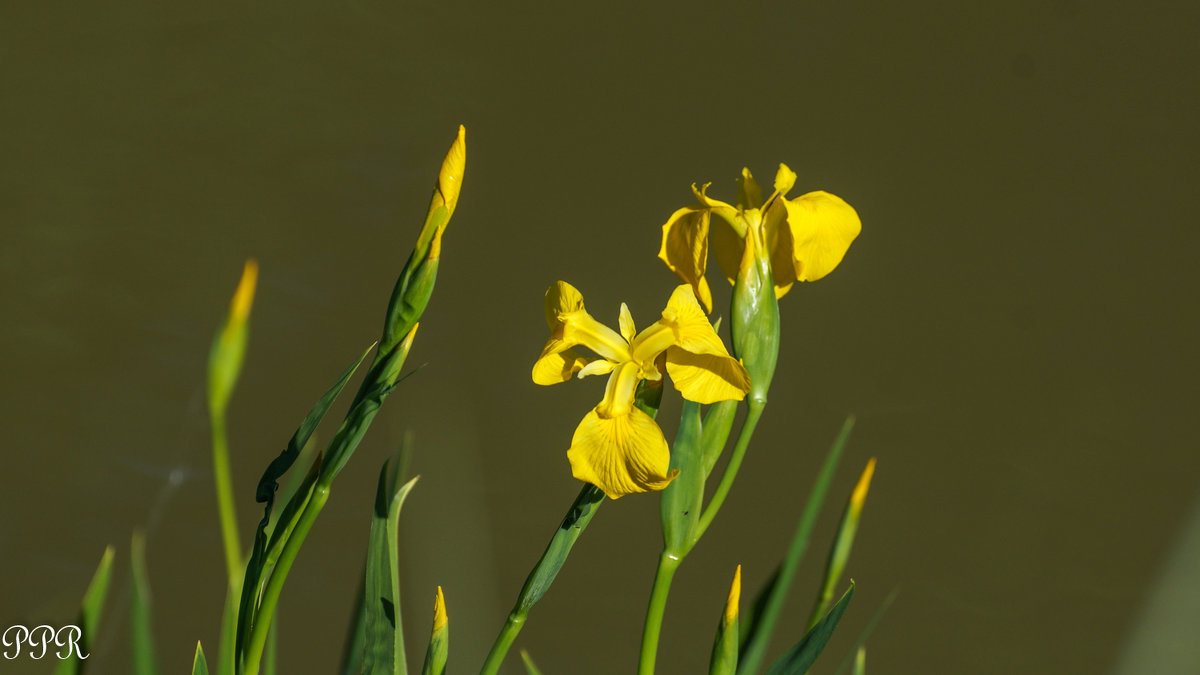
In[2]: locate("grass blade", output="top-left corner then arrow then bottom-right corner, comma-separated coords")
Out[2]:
130,531 -> 159,675
53,546 -> 114,675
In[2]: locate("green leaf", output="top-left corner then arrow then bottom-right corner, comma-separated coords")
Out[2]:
807,459 -> 875,630
53,546 -> 114,675
519,649 -> 543,675
236,344 -> 372,662
833,591 -> 896,675
481,485 -> 606,674
217,590 -> 236,675
193,642 -> 210,675
738,416 -> 855,675
341,574 -> 368,675
764,582 -> 855,675
130,531 -> 159,675
661,400 -> 704,554
263,619 -> 277,675
361,458 -> 418,675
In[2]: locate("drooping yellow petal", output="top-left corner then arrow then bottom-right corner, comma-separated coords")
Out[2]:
738,168 -> 762,210
566,407 -> 678,499
532,340 -> 593,385
665,348 -> 750,404
658,207 -> 713,313
782,191 -> 862,282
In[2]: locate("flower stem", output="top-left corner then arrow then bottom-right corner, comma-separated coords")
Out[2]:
637,550 -> 681,675
693,398 -> 766,544
481,484 -> 605,675
210,412 -> 243,587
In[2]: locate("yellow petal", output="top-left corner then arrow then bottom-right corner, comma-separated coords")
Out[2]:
660,285 -> 733,358
618,303 -> 636,343
762,198 -> 797,298
544,281 -> 586,330
737,167 -> 762,210
532,340 -> 592,385
437,125 -> 466,217
709,217 -> 744,287
665,348 -> 750,404
576,358 -> 616,379
658,207 -> 713,313
783,191 -> 862,282
566,407 -> 679,499
543,281 -> 628,363
773,163 -> 797,197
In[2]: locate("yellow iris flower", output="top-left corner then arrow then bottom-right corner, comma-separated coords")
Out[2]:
533,282 -> 751,499
658,164 -> 861,312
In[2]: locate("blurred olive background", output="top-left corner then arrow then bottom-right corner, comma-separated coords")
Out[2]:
3,1 -> 1198,673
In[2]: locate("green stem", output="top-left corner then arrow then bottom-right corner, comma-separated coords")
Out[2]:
481,613 -> 524,675
637,551 -> 681,675
241,481 -> 331,675
481,485 -> 605,675
693,399 -> 766,545
211,413 -> 243,586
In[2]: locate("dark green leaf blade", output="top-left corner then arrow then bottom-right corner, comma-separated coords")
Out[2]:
764,582 -> 855,675
193,642 -> 210,675
130,531 -> 159,675
53,545 -> 114,675
738,416 -> 855,675
361,460 -> 418,675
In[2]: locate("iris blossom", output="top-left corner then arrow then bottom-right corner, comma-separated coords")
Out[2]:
658,164 -> 861,313
533,282 -> 751,499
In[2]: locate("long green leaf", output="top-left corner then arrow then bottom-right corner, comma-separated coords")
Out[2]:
764,582 -> 854,675
235,345 -> 372,662
519,650 -> 543,675
53,546 -> 114,675
130,531 -> 160,675
341,572 -> 368,675
361,460 -> 419,675
738,417 -> 855,675
193,642 -> 211,675
833,591 -> 897,675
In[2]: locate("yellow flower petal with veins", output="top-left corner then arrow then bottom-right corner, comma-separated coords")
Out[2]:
567,407 -> 679,500
782,191 -> 862,282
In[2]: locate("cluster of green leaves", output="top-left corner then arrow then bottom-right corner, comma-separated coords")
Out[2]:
58,127 -> 464,675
